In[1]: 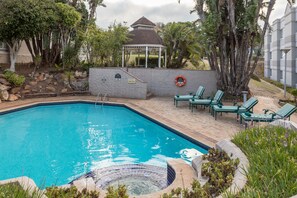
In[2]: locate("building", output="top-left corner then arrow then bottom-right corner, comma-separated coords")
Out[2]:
0,42 -> 32,65
122,17 -> 167,68
264,4 -> 297,87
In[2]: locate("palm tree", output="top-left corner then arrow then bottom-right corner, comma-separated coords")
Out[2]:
88,0 -> 106,21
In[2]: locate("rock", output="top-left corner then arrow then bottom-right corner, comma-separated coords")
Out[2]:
0,74 -> 5,78
31,89 -> 38,93
61,88 -> 68,93
75,71 -> 83,78
45,73 -> 50,79
10,87 -> 21,94
53,82 -> 58,86
8,94 -> 18,101
0,99 -> 1,103
0,78 -> 11,86
46,86 -> 56,92
16,94 -> 21,98
29,81 -> 38,86
22,90 -> 31,94
82,71 -> 88,78
0,84 -> 10,91
24,85 -> 31,90
0,90 -> 9,100
37,73 -> 45,81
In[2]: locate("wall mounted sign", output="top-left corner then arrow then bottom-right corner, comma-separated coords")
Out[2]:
128,78 -> 136,84
115,73 -> 121,79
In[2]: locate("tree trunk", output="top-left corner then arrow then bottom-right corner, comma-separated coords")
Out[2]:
7,41 -> 21,72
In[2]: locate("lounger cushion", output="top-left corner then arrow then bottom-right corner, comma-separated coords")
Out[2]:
190,99 -> 219,105
175,95 -> 194,101
241,113 -> 274,122
213,105 -> 243,112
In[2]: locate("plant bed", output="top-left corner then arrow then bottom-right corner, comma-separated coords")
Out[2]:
233,126 -> 297,197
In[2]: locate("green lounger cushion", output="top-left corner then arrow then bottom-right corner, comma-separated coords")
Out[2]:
175,86 -> 205,101
213,97 -> 258,113
190,90 -> 224,105
241,103 -> 297,122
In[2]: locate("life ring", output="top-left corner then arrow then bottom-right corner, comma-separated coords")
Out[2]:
175,75 -> 187,87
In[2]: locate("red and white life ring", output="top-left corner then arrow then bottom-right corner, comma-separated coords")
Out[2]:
175,75 -> 187,87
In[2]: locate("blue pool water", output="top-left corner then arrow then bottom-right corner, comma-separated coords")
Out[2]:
0,103 -> 207,187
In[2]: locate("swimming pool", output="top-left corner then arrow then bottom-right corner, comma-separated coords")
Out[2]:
0,102 -> 208,187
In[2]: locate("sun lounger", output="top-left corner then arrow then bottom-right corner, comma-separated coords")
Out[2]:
174,86 -> 205,107
212,97 -> 258,120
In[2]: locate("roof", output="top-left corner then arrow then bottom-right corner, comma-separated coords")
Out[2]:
126,29 -> 163,45
131,16 -> 156,28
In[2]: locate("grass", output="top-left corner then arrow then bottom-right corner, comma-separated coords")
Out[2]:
0,183 -> 32,198
232,126 -> 297,197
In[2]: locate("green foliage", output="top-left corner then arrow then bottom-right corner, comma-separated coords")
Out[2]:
105,185 -> 129,198
55,3 -> 81,30
162,149 -> 239,198
233,126 -> 297,197
291,89 -> 297,98
45,186 -> 99,198
160,22 -> 203,68
4,70 -> 26,87
83,23 -> 129,67
0,183 -> 30,198
134,57 -> 163,68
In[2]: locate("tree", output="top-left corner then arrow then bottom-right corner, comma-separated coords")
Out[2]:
0,0 -> 43,71
24,1 -> 81,68
161,22 -> 202,68
82,23 -> 129,66
186,0 -> 279,96
87,0 -> 106,21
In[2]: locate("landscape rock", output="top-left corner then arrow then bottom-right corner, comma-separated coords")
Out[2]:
22,90 -> 31,94
0,78 -> 11,86
29,81 -> 38,86
0,74 -> 5,78
61,88 -> 68,93
24,85 -> 31,90
0,84 -> 10,91
0,90 -> 9,100
11,87 -> 21,94
8,94 -> 18,101
37,73 -> 45,81
46,86 -> 56,92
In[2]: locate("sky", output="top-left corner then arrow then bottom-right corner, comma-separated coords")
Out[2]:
96,0 -> 288,29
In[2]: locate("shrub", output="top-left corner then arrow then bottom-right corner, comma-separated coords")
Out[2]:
162,149 -> 239,198
45,186 -> 99,198
233,126 -> 297,197
105,185 -> 129,198
3,70 -> 26,87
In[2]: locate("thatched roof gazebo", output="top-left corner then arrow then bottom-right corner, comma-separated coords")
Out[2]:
122,17 -> 167,68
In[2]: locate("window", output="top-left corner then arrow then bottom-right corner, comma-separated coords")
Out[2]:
280,70 -> 283,79
280,29 -> 283,38
269,52 -> 272,59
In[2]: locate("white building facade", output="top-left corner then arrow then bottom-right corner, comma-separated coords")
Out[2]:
264,4 -> 297,87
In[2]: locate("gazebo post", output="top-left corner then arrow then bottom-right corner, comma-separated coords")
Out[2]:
121,46 -> 125,67
158,47 -> 161,68
164,49 -> 167,68
145,46 -> 148,68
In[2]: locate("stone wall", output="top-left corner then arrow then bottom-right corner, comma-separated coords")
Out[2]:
89,68 -> 148,99
89,68 -> 217,99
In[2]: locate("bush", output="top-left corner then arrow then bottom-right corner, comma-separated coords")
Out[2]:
162,149 -> 239,198
45,186 -> 99,198
105,185 -> 129,198
4,70 -> 26,87
233,126 -> 297,197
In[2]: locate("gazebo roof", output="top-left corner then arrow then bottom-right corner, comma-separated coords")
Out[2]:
131,16 -> 156,28
125,17 -> 163,46
126,29 -> 163,45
